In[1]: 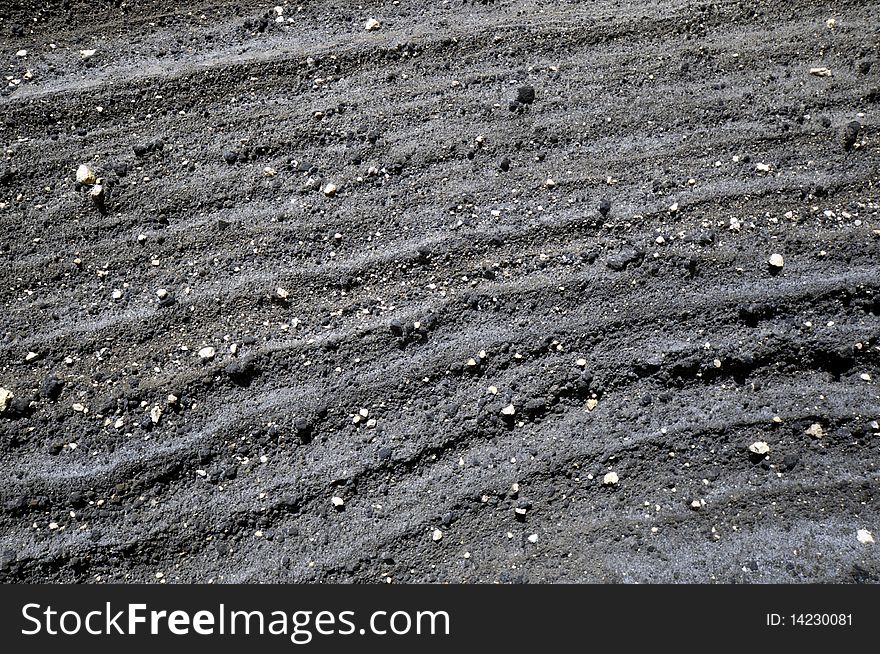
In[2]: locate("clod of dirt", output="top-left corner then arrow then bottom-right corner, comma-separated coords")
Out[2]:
516,85 -> 536,104
841,120 -> 861,151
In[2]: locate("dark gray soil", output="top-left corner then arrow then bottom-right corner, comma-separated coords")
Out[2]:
1,0 -> 879,583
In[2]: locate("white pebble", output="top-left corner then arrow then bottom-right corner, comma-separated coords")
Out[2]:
602,471 -> 619,486
197,346 -> 216,360
75,164 -> 96,185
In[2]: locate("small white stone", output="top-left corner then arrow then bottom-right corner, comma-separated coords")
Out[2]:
331,496 -> 345,508
76,164 -> 96,185
156,288 -> 169,300
749,441 -> 770,456
359,408 -> 369,418
276,287 -> 289,299
150,406 -> 162,425
860,373 -> 871,381
857,529 -> 875,544
25,351 -> 38,362
768,253 -> 784,268
365,18 -> 381,31
544,178 -> 556,188
16,49 -> 27,58
72,403 -> 86,413
809,67 -> 832,77
111,289 -> 123,300
756,162 -> 772,172
805,423 -> 825,439
603,471 -> 619,486
501,404 -> 515,416
323,182 -> 338,196
527,533 -> 539,543
197,346 -> 216,360
0,388 -> 13,413
79,49 -> 97,60
576,358 -> 587,367
432,529 -> 443,542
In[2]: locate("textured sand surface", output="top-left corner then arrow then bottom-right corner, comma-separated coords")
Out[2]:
0,0 -> 878,582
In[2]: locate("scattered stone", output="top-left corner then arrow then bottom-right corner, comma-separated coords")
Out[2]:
755,162 -> 771,172
768,253 -> 784,269
222,150 -> 238,165
276,287 -> 289,299
79,49 -> 97,60
0,388 -> 12,413
809,67 -> 832,77
331,496 -> 345,508
499,157 -> 511,172
150,406 -> 162,425
749,441 -> 771,456
527,533 -> 539,543
432,529 -> 443,542
72,403 -> 87,413
156,288 -> 169,301
322,182 -> 338,197
544,178 -> 556,189
805,423 -> 824,439
365,18 -> 381,31
602,471 -> 619,486
860,373 -> 872,381
263,166 -> 277,177
197,346 -> 216,361
25,351 -> 39,362
857,529 -> 875,545
598,198 -> 611,217
76,164 -> 96,185
585,398 -> 598,411
501,404 -> 516,416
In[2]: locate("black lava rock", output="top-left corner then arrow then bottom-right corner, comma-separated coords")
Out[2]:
516,85 -> 536,105
598,198 -> 611,217
40,375 -> 63,401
